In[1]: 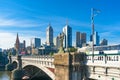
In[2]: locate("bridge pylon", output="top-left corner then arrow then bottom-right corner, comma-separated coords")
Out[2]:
54,52 -> 87,80
12,55 -> 25,80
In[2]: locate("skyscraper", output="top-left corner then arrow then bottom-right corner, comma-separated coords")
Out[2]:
31,38 -> 41,48
100,39 -> 108,46
76,32 -> 86,47
90,34 -> 93,41
80,33 -> 87,47
90,31 -> 100,46
94,31 -> 100,46
46,24 -> 53,46
63,24 -> 72,49
76,32 -> 81,47
54,36 -> 60,49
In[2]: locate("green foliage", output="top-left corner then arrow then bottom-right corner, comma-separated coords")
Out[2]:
69,47 -> 77,52
50,52 -> 54,56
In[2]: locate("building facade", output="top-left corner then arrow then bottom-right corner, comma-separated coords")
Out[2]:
94,31 -> 100,46
76,32 -> 86,48
76,32 -> 81,47
15,33 -> 20,52
90,31 -> 100,46
46,24 -> 53,46
14,33 -> 26,54
63,25 -> 72,49
31,38 -> 41,48
54,36 -> 60,49
100,39 -> 108,46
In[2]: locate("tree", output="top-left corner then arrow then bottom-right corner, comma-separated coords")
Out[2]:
50,52 -> 54,56
69,47 -> 77,52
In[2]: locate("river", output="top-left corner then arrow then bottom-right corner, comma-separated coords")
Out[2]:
0,71 -> 51,80
0,71 -> 11,80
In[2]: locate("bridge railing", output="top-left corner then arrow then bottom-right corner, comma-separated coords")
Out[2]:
12,55 -> 54,68
86,54 -> 120,67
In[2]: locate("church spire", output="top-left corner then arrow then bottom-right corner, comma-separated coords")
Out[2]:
16,33 -> 20,44
15,33 -> 20,52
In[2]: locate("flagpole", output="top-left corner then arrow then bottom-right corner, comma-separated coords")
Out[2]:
91,8 -> 94,63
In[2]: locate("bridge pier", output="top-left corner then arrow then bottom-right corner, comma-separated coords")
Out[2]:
6,55 -> 14,71
54,52 -> 87,80
12,55 -> 25,80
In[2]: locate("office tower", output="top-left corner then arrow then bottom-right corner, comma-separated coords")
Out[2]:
46,24 -> 53,46
90,34 -> 93,41
100,39 -> 108,46
54,36 -> 60,49
76,32 -> 81,47
80,33 -> 87,47
32,38 -> 41,48
90,31 -> 100,46
63,24 -> 72,49
76,32 -> 86,47
94,31 -> 100,46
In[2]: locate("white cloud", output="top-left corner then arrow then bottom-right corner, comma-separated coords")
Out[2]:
0,17 -> 47,27
0,31 -> 46,49
0,32 -> 32,49
0,32 -> 15,49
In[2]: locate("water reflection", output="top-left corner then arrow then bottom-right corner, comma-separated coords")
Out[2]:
0,71 -> 51,80
0,71 -> 11,80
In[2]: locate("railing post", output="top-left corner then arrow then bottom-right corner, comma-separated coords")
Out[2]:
105,54 -> 107,64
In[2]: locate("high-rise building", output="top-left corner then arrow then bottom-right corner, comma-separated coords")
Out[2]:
76,32 -> 86,47
90,34 -> 93,41
80,33 -> 87,47
94,31 -> 100,46
76,32 -> 81,47
63,24 -> 72,49
54,36 -> 60,49
46,24 -> 53,46
32,38 -> 41,48
100,39 -> 108,46
90,31 -> 100,46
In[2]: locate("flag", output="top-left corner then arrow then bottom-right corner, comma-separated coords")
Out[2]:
93,8 -> 101,16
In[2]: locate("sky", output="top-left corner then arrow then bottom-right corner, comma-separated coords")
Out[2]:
0,0 -> 120,49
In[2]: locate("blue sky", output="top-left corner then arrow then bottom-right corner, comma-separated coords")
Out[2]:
0,0 -> 120,49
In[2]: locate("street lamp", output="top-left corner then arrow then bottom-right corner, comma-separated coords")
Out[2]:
91,8 -> 100,62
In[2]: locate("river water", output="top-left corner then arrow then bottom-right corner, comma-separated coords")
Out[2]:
0,71 -> 51,80
0,71 -> 11,80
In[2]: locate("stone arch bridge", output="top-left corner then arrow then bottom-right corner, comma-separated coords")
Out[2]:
11,53 -> 120,80
12,55 -> 55,80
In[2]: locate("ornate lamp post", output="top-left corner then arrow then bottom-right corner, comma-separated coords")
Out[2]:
91,8 -> 100,62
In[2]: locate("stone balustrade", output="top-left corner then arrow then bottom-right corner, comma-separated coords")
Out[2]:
12,55 -> 54,68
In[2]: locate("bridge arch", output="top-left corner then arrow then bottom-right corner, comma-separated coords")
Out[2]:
22,61 -> 55,80
12,61 -> 17,69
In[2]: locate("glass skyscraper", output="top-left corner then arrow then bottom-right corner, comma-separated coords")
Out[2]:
46,24 -> 53,46
32,38 -> 41,48
63,24 -> 72,49
94,31 -> 100,46
76,32 -> 86,48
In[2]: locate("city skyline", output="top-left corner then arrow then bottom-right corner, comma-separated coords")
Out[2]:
0,0 -> 120,49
